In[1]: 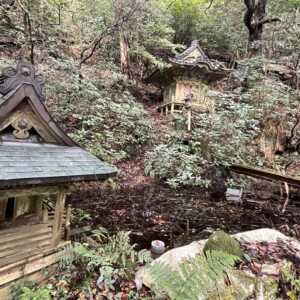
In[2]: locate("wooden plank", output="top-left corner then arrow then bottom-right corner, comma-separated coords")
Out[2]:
0,239 -> 51,260
0,250 -> 60,286
0,232 -> 52,253
0,241 -> 70,275
230,165 -> 300,187
0,186 -> 67,198
0,248 -> 48,270
52,192 -> 66,246
0,252 -> 43,274
0,223 -> 50,239
0,263 -> 58,300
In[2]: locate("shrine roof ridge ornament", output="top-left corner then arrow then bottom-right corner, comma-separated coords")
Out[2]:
0,61 -> 45,101
173,40 -> 208,62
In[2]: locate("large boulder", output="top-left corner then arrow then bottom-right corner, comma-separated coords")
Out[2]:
136,229 -> 300,300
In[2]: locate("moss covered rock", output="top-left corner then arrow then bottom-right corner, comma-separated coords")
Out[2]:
203,230 -> 244,258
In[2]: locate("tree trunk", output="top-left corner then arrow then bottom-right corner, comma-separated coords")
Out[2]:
120,31 -> 129,75
244,0 -> 266,42
114,0 -> 130,75
243,0 -> 280,55
18,0 -> 35,64
261,117 -> 286,162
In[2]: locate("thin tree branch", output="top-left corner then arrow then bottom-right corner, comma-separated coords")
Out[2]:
79,0 -> 140,67
16,0 -> 35,64
257,17 -> 281,26
206,0 -> 214,10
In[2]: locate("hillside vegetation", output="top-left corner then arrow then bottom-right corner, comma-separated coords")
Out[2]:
1,0 -> 300,299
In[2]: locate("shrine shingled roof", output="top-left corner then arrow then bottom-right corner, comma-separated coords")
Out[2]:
146,40 -> 231,86
169,40 -> 228,72
0,142 -> 117,187
171,40 -> 208,64
0,62 -> 117,187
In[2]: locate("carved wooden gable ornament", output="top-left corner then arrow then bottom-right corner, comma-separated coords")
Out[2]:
0,62 -> 74,145
0,62 -> 117,187
0,61 -> 45,101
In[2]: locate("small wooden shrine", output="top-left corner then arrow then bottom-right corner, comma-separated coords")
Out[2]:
0,62 -> 117,290
148,40 -> 230,116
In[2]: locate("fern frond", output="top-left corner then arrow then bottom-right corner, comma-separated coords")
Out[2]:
148,250 -> 240,300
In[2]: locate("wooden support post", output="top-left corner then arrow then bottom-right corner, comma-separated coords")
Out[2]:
165,105 -> 169,115
30,195 -> 43,218
52,192 -> 66,246
65,204 -> 71,241
0,198 -> 8,222
171,102 -> 174,115
184,94 -> 193,131
42,205 -> 48,223
187,108 -> 192,131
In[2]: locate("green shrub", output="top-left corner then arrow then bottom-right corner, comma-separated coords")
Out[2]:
10,282 -> 52,300
145,140 -> 210,188
46,58 -> 152,163
58,228 -> 152,293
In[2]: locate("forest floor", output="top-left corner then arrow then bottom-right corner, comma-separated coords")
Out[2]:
69,98 -> 300,250
69,182 -> 300,249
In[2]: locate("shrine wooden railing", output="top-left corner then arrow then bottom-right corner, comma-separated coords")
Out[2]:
45,201 -> 71,241
157,101 -> 214,116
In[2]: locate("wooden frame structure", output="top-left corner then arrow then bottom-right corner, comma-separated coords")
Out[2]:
157,100 -> 215,116
147,40 -> 230,117
0,186 -> 71,286
0,62 -> 117,292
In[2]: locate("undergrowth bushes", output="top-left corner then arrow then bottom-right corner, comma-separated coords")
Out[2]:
11,229 -> 152,300
145,139 -> 210,188
46,58 -> 152,163
145,57 -> 300,188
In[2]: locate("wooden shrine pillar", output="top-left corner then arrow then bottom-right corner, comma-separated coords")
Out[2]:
65,204 -> 71,241
171,103 -> 174,114
0,197 -> 8,222
52,191 -> 66,246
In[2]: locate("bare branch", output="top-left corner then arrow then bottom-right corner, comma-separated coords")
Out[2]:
79,0 -> 140,67
206,0 -> 214,10
257,17 -> 281,26
16,0 -> 35,64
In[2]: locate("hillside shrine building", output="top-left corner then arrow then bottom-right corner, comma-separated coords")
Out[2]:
0,62 -> 116,289
148,40 -> 230,116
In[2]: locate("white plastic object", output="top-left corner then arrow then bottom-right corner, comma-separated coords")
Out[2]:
151,240 -> 166,255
